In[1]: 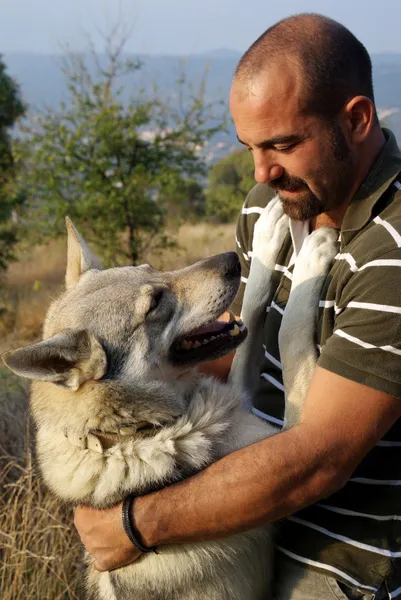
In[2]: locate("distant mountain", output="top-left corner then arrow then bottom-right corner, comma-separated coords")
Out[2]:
196,49 -> 241,59
4,51 -> 401,152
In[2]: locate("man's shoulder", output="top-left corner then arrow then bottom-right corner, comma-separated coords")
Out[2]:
359,187 -> 401,259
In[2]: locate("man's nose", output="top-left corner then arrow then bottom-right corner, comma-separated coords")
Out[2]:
253,155 -> 284,184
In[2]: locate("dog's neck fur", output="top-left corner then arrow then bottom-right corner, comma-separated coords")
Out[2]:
31,374 -> 248,508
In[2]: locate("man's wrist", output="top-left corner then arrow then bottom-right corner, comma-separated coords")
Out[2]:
131,493 -> 162,549
122,496 -> 159,554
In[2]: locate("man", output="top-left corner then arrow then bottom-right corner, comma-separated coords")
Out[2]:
74,14 -> 401,599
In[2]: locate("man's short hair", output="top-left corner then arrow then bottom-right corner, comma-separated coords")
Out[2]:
235,14 -> 376,119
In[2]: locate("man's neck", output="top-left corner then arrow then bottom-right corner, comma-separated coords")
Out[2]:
312,127 -> 386,231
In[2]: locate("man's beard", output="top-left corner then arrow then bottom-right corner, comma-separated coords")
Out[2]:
270,123 -> 354,221
270,176 -> 323,221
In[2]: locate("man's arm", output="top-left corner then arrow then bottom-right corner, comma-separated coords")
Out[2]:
74,366 -> 401,571
198,350 -> 235,380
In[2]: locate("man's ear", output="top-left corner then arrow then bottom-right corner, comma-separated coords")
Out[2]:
342,95 -> 375,143
65,217 -> 102,289
2,329 -> 107,391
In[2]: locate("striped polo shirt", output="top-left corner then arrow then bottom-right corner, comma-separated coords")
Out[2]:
231,129 -> 401,596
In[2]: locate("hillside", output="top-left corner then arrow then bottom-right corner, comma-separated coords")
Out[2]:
4,51 -> 401,152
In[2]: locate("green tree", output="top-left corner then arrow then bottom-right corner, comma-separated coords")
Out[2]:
206,149 -> 254,222
158,178 -> 205,224
19,36 -> 225,265
0,56 -> 25,273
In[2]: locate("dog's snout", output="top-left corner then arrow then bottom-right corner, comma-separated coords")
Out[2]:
224,252 -> 241,277
196,252 -> 241,278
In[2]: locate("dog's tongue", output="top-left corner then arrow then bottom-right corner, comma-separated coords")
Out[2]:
191,311 -> 236,337
193,320 -> 227,336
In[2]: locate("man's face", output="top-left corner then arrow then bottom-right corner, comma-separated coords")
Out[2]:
230,68 -> 356,221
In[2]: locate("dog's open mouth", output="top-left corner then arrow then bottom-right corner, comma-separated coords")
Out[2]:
171,317 -> 247,364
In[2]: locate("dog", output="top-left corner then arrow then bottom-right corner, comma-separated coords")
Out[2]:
2,203 -> 338,600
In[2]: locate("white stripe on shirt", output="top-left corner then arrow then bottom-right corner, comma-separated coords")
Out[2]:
316,503 -> 401,521
349,477 -> 401,486
288,516 -> 401,557
271,301 -> 284,315
334,329 -> 401,356
276,547 -> 377,593
346,301 -> 401,315
250,406 -> 284,426
376,440 -> 401,447
242,206 -> 264,215
390,585 -> 401,599
335,252 -> 358,272
263,346 -> 282,370
334,254 -> 401,274
374,216 -> 401,247
359,258 -> 401,271
260,372 -> 285,391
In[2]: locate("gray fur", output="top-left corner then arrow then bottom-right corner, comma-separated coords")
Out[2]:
2,220 -> 275,599
2,210 -> 338,599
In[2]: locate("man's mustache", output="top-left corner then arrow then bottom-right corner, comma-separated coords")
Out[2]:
270,174 -> 308,193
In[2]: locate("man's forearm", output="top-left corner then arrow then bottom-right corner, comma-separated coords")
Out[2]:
74,368 -> 399,572
134,423 -> 347,548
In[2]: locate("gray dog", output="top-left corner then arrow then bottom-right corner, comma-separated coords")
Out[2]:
3,204 -> 338,600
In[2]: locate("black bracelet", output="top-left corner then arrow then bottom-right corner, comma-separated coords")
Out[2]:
122,495 -> 159,554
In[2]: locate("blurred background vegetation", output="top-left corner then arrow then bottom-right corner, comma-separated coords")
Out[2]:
0,32 -> 254,342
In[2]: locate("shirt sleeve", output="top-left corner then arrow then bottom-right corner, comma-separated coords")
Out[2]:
318,248 -> 401,398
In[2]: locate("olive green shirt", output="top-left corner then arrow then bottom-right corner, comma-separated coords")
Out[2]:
232,129 -> 401,594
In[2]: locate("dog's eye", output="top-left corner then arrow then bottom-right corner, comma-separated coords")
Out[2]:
148,290 -> 163,313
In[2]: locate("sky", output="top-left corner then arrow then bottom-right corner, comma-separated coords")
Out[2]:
2,0 -> 401,56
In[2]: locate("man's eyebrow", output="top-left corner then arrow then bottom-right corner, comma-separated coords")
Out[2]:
237,134 -> 300,148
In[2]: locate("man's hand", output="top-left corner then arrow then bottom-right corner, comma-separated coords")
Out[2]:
74,503 -> 141,572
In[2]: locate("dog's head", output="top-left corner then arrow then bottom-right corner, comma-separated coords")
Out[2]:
2,219 -> 246,394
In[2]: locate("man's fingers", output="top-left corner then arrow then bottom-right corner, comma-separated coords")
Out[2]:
94,553 -> 142,572
94,560 -> 109,573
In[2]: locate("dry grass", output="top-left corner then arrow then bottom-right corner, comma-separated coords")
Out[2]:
0,367 -> 84,599
0,221 -> 235,598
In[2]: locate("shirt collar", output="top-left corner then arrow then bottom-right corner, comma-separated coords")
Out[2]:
341,128 -> 401,245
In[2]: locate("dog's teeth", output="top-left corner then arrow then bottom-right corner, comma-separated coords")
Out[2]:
229,324 -> 240,337
202,339 -> 209,345
87,433 -> 103,454
120,426 -> 137,435
236,319 -> 245,330
210,336 -> 216,341
181,340 -> 192,350
66,432 -> 87,449
193,341 -> 201,348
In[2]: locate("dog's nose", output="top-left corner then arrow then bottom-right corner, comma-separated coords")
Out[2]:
223,252 -> 241,276
200,252 -> 241,277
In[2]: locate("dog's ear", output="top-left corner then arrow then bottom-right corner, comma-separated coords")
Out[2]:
65,217 -> 102,289
2,329 -> 107,391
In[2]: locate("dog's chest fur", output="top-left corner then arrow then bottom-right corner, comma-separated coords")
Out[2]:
32,376 -> 275,600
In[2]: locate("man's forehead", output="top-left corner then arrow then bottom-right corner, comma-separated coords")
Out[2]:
230,93 -> 306,145
231,59 -> 302,98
